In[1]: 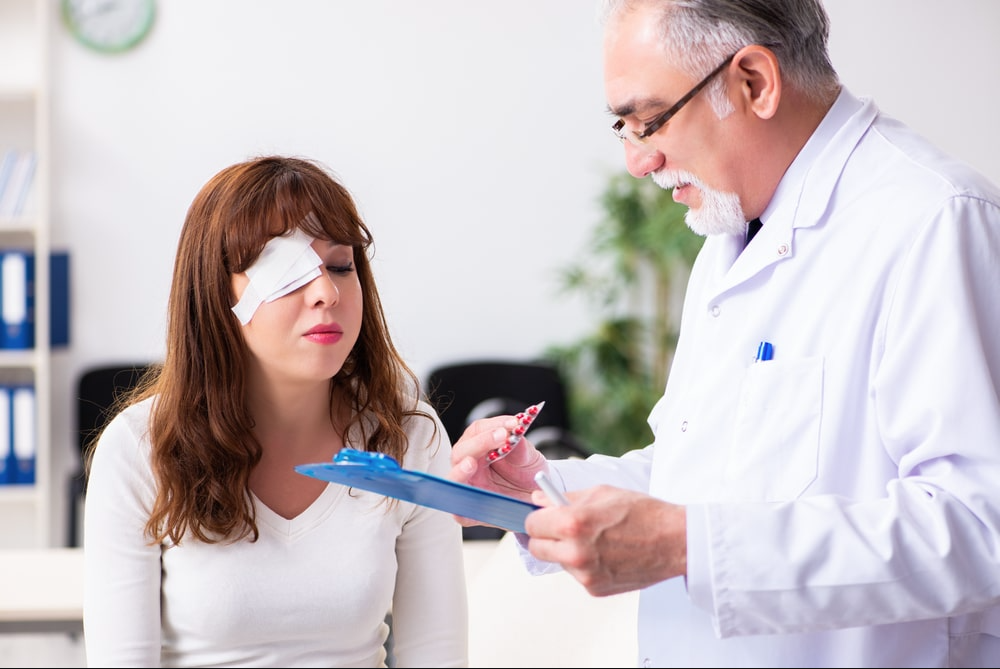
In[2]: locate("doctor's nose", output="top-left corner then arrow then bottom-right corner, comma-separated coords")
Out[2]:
613,120 -> 667,178
623,141 -> 666,178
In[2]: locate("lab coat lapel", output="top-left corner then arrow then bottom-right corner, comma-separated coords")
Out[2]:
702,91 -> 878,301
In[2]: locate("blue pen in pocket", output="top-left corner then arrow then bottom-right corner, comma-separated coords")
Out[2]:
755,341 -> 774,362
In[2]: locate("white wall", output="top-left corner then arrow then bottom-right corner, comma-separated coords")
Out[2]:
43,0 -> 1000,546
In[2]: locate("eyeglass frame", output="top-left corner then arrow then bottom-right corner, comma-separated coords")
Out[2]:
612,51 -> 737,146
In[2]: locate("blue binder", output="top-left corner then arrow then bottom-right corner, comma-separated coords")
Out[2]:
0,250 -> 31,349
0,385 -> 10,484
9,383 -> 34,485
295,448 -> 538,533
0,250 -> 71,349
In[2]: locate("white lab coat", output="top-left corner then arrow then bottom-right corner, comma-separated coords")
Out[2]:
546,89 -> 1000,667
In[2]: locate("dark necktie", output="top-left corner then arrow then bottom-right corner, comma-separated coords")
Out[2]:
745,218 -> 762,247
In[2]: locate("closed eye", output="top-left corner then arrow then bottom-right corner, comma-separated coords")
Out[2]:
326,263 -> 354,275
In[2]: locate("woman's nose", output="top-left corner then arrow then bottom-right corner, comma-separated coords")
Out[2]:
307,272 -> 340,306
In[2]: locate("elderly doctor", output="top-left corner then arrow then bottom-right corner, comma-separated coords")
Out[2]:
448,0 -> 1000,667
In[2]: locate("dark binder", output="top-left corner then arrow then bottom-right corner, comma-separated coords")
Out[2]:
295,448 -> 538,533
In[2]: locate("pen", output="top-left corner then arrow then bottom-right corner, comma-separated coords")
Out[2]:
486,401 -> 545,463
534,471 -> 570,506
755,340 -> 774,362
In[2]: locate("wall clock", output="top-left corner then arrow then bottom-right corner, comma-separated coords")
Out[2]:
61,0 -> 157,54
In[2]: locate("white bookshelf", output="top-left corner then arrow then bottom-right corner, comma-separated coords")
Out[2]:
0,0 -> 54,548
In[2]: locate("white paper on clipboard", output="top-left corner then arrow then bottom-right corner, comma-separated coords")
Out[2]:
295,448 -> 539,533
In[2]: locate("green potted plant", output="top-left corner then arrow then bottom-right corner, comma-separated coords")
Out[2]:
543,171 -> 704,456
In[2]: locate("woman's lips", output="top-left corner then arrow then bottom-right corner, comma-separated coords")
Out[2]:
304,324 -> 343,344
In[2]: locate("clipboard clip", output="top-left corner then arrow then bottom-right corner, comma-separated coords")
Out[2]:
333,448 -> 401,470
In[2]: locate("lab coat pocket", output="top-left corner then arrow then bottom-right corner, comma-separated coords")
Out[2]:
724,356 -> 823,501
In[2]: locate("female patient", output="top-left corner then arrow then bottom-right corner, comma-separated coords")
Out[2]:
82,155 -> 468,667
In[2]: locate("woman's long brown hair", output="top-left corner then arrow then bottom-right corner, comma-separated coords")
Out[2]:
86,155 -> 432,545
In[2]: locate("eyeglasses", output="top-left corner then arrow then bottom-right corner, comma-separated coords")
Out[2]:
612,52 -> 737,148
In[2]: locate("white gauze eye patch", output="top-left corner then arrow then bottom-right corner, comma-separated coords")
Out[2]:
231,225 -> 323,325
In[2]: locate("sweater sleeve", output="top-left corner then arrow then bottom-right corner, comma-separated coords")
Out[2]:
387,404 -> 470,667
82,401 -> 164,667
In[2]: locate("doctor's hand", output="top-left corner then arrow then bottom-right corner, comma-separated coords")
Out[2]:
525,485 -> 687,597
447,414 -> 549,526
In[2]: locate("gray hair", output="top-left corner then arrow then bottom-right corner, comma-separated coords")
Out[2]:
600,0 -> 840,115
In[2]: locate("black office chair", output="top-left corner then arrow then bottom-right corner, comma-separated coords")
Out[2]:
424,359 -> 590,540
68,362 -> 157,547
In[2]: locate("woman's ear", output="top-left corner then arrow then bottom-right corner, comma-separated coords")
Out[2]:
733,45 -> 781,120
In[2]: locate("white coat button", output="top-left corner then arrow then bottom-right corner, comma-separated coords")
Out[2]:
681,421 -> 688,432
710,305 -> 721,317
777,243 -> 789,256
642,659 -> 653,667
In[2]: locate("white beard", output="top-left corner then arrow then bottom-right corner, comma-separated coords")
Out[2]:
651,169 -> 746,237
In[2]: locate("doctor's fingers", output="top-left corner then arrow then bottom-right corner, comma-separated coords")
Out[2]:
449,420 -> 508,466
525,503 -> 594,568
526,522 -> 631,598
526,488 -> 683,597
461,414 -> 518,440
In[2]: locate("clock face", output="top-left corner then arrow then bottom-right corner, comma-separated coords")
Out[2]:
61,0 -> 156,54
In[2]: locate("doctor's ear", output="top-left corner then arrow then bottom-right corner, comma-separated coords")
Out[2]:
733,45 -> 781,120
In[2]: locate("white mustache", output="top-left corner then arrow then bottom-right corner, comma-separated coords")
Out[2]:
652,169 -> 701,191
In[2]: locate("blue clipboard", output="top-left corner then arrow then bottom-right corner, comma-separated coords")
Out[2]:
295,448 -> 538,533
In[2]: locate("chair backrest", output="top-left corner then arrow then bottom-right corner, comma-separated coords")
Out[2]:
77,363 -> 157,462
425,359 -> 571,444
424,359 -> 590,459
69,362 -> 157,546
